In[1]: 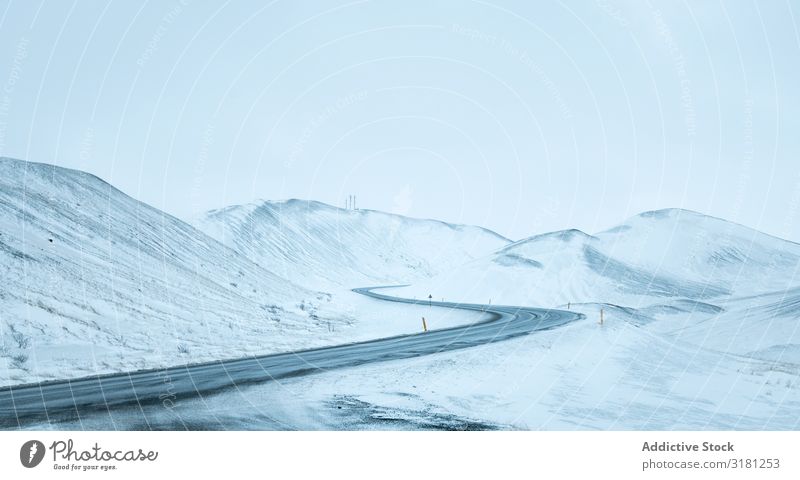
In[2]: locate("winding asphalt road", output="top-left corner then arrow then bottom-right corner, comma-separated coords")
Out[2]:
0,287 -> 582,428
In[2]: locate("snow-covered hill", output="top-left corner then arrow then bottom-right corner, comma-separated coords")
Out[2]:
196,199 -> 510,289
595,209 -> 800,298
0,158 -> 338,385
400,209 -> 800,307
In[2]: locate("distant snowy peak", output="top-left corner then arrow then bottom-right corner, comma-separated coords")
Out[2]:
490,229 -> 593,269
197,198 -> 511,288
202,198 -> 510,242
602,208 -> 780,238
603,207 -> 798,248
501,228 -> 595,252
514,207 -> 800,297
399,207 -> 800,307
595,208 -> 800,295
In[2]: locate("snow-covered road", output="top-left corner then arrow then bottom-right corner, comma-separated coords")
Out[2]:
0,287 -> 581,429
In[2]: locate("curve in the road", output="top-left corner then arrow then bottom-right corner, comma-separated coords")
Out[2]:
0,286 -> 582,428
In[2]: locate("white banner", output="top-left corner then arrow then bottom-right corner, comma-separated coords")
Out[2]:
0,431 -> 797,479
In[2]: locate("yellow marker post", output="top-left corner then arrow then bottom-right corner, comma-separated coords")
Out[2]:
422,317 -> 428,332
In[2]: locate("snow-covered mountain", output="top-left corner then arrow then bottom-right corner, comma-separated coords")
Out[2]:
196,199 -> 510,289
399,208 -> 800,308
594,209 -> 800,297
0,157 -> 340,385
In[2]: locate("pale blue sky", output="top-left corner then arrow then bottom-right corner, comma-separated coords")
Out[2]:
0,0 -> 798,241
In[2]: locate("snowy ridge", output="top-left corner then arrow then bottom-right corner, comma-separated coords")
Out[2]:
401,208 -> 800,307
595,208 -> 800,297
196,198 -> 510,289
3,156 -> 800,430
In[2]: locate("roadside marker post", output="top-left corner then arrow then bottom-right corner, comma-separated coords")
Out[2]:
599,308 -> 604,326
422,317 -> 428,332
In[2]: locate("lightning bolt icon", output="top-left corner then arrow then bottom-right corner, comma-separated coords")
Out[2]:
29,443 -> 37,464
